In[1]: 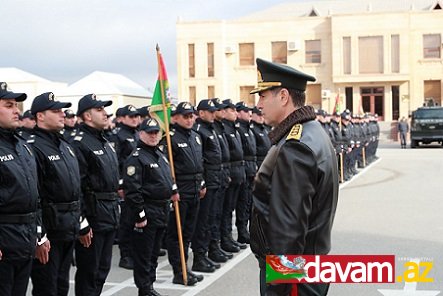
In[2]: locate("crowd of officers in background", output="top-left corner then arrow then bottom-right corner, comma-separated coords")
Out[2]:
1,82 -> 379,296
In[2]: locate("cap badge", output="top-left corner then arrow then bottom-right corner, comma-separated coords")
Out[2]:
48,93 -> 55,101
91,94 -> 97,100
0,82 -> 6,90
208,101 -> 214,107
129,105 -> 136,111
148,119 -> 157,126
183,103 -> 191,110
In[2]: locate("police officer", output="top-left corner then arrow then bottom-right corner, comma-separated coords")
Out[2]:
61,109 -> 77,142
220,99 -> 247,253
162,102 -> 204,286
341,111 -> 354,181
0,82 -> 40,296
17,110 -> 35,140
250,58 -> 339,296
250,106 -> 271,169
28,92 -> 81,296
71,94 -> 120,295
110,104 -> 141,270
124,118 -> 177,296
191,99 -> 223,273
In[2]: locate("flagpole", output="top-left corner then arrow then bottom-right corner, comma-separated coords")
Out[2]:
156,44 -> 188,285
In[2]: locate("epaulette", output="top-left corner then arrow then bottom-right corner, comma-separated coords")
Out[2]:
169,130 -> 175,136
286,124 -> 303,141
132,148 -> 140,157
27,135 -> 35,144
74,131 -> 84,142
235,122 -> 240,128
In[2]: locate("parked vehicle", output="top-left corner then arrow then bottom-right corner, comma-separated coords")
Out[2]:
410,107 -> 443,148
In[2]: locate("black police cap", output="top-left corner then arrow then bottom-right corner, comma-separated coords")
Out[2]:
197,99 -> 217,112
120,104 -> 140,117
222,99 -> 236,109
175,102 -> 194,115
77,94 -> 112,116
139,118 -> 160,133
170,104 -> 177,116
211,98 -> 228,110
21,110 -> 35,120
137,106 -> 150,117
250,58 -> 316,94
252,106 -> 262,115
31,92 -> 71,115
64,109 -> 76,118
0,82 -> 27,102
235,101 -> 251,112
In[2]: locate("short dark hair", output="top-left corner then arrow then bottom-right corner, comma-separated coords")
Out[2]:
271,87 -> 306,108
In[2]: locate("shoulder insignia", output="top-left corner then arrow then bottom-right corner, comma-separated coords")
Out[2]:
286,124 -> 303,141
74,136 -> 83,141
195,136 -> 201,145
132,148 -> 140,156
127,166 -> 136,176
169,130 -> 175,136
27,135 -> 35,144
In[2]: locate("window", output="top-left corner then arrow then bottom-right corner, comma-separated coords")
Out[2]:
189,86 -> 196,105
240,86 -> 255,106
391,35 -> 400,73
207,43 -> 214,77
392,86 -> 399,121
272,41 -> 287,64
423,34 -> 441,59
239,43 -> 255,66
359,36 -> 384,74
424,80 -> 441,106
343,37 -> 351,74
345,87 -> 353,112
305,40 -> 321,63
208,86 -> 215,99
188,44 -> 195,78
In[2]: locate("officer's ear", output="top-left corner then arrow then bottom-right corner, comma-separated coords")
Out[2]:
279,88 -> 291,107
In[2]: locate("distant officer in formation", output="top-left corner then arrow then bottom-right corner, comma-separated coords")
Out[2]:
28,92 -> 81,296
72,94 -> 120,295
123,118 -> 177,296
162,102 -> 204,286
110,104 -> 141,270
0,83 -> 40,296
398,116 -> 409,148
61,109 -> 77,142
250,107 -> 271,169
17,110 -> 36,140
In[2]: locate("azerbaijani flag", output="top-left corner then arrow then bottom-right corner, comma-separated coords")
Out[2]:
332,92 -> 341,114
149,46 -> 171,132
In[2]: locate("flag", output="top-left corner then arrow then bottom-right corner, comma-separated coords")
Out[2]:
332,92 -> 341,114
149,48 -> 171,132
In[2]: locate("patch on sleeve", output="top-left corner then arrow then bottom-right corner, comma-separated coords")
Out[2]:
286,124 -> 303,141
127,165 -> 136,176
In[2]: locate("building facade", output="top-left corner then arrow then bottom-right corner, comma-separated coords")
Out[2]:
176,0 -> 443,121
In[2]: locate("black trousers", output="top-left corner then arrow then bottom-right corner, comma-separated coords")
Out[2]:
31,240 -> 75,296
210,186 -> 227,241
75,230 -> 116,296
192,188 -> 217,252
0,259 -> 32,296
236,176 -> 254,232
119,201 -> 133,259
167,198 -> 199,273
132,218 -> 166,293
220,182 -> 242,237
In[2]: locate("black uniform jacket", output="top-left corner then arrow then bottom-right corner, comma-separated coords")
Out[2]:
71,123 -> 120,233
250,121 -> 271,168
123,141 -> 173,227
0,128 -> 39,261
222,119 -> 245,185
160,124 -> 203,199
31,127 -> 81,241
237,119 -> 257,178
251,106 -> 339,259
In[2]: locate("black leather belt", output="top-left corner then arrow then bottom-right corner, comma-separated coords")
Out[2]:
230,160 -> 245,167
176,173 -> 202,181
204,164 -> 222,170
244,156 -> 257,162
0,212 -> 36,224
95,192 -> 119,201
52,201 -> 80,211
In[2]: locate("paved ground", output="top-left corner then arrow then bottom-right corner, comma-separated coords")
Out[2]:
26,143 -> 443,295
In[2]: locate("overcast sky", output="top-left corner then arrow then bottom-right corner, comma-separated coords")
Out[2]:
0,0 -> 305,95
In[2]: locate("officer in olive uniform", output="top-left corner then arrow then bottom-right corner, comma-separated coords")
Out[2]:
0,83 -> 40,296
17,110 -> 36,140
250,59 -> 339,296
162,102 -> 204,286
220,99 -> 247,253
28,93 -> 81,296
191,99 -> 223,273
110,104 -> 141,270
61,109 -> 77,142
250,106 -> 271,169
72,94 -> 120,296
124,118 -> 177,296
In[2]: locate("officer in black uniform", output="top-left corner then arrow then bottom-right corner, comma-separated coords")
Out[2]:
71,94 -> 120,296
208,98 -> 233,263
61,109 -> 77,142
17,110 -> 35,140
341,111 -> 353,181
28,92 -> 81,296
0,82 -> 40,296
220,99 -> 247,253
191,99 -> 223,273
234,101 -> 257,244
124,118 -> 177,296
162,102 -> 204,286
250,106 -> 271,169
110,104 -> 141,270
137,106 -> 151,122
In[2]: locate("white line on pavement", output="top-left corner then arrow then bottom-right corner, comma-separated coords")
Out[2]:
339,157 -> 382,190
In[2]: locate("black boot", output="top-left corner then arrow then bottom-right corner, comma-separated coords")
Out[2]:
144,284 -> 165,296
187,269 -> 204,282
204,256 -> 221,269
237,228 -> 250,244
172,271 -> 198,286
219,247 -> 233,259
192,252 -> 216,273
209,241 -> 228,263
221,236 -> 240,253
119,256 -> 134,270
228,234 -> 247,249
